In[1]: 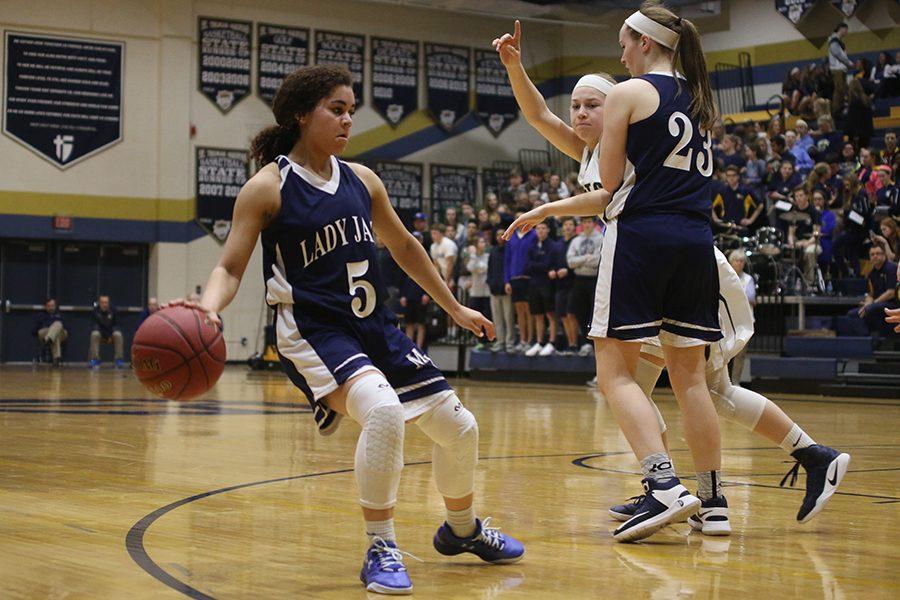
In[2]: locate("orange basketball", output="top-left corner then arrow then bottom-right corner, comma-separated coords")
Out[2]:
131,306 -> 226,400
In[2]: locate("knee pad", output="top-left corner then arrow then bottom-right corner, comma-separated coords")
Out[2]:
416,394 -> 478,499
346,374 -> 405,510
635,357 -> 667,434
708,367 -> 766,430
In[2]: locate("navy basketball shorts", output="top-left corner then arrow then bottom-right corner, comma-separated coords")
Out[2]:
589,213 -> 722,346
555,286 -> 572,317
275,304 -> 451,419
528,284 -> 554,314
509,277 -> 530,303
402,299 -> 426,324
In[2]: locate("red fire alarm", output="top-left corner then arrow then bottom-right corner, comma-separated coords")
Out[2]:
53,216 -> 72,230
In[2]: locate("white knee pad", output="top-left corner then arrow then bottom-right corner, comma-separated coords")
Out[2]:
346,374 -> 405,510
415,394 -> 478,500
635,357 -> 667,434
707,367 -> 766,430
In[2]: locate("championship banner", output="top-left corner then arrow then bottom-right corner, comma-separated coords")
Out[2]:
480,168 -> 509,204
831,0 -> 864,17
375,161 -> 424,226
430,164 -> 477,220
3,31 -> 123,170
425,44 -> 471,132
315,31 -> 365,105
257,24 -> 309,105
195,147 -> 249,243
371,38 -> 418,127
198,17 -> 252,113
774,0 -> 817,24
474,49 -> 518,137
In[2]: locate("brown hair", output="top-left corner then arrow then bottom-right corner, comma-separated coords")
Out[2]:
847,79 -> 871,108
627,1 -> 718,130
249,65 -> 353,169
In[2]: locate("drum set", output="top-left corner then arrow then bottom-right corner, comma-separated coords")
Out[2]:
715,211 -> 823,296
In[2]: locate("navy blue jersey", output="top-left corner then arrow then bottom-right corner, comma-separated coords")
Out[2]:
262,155 -> 389,322
606,73 -> 714,221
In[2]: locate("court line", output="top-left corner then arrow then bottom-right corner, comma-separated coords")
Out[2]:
125,451 -> 593,599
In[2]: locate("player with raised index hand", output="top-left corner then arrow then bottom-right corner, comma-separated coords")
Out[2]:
505,1 -> 726,542
176,65 -> 523,595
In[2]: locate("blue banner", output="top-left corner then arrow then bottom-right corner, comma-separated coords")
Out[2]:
371,38 -> 418,127
425,44 -> 471,132
315,31 -> 365,106
474,49 -> 518,137
198,17 -> 252,113
257,24 -> 309,105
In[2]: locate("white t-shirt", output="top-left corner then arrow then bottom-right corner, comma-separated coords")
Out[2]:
641,247 -> 754,372
738,272 -> 756,308
430,236 -> 458,280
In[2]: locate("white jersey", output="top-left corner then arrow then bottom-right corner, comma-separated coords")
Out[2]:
578,143 -> 602,192
641,247 -> 754,371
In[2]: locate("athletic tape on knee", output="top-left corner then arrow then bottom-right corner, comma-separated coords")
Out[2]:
346,374 -> 405,510
636,357 -> 667,434
416,394 -> 478,499
708,367 -> 766,430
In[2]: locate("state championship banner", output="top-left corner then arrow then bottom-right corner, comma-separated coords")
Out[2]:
371,38 -> 418,127
315,31 -> 365,105
430,164 -> 476,220
375,161 -> 424,226
425,43 -> 471,132
474,49 -> 518,137
195,147 -> 249,243
3,31 -> 123,169
198,17 -> 252,113
257,24 -> 309,105
774,0 -> 817,24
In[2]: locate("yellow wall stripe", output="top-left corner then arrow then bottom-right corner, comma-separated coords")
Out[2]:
0,191 -> 193,222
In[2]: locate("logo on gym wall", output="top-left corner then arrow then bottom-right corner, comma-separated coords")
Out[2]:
3,31 -> 124,170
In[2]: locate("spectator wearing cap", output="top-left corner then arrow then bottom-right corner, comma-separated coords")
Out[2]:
412,212 -> 431,253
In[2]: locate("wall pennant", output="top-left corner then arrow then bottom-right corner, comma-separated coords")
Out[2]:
371,38 -> 419,127
198,17 -> 252,113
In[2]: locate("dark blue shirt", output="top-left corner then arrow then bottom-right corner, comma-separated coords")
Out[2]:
92,307 -> 119,338
868,261 -> 898,299
32,311 -> 63,336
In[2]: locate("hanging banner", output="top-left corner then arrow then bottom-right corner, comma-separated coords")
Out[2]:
3,31 -> 124,170
198,17 -> 251,113
480,168 -> 509,204
196,147 -> 249,243
774,0 -> 817,24
315,31 -> 365,105
830,0 -> 864,17
371,38 -> 418,127
474,49 -> 518,137
257,24 -> 309,105
430,164 -> 477,220
375,161 -> 423,226
425,44 -> 471,132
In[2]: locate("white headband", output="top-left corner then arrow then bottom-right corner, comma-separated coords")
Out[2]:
624,11 -> 680,50
573,74 -> 615,96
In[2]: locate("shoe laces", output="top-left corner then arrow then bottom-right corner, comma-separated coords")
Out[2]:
370,537 -> 422,571
626,494 -> 646,506
779,461 -> 801,488
476,517 -> 505,551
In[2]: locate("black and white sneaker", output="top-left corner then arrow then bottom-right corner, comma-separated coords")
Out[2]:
781,445 -> 850,523
613,477 -> 701,543
609,494 -> 644,522
687,495 -> 731,536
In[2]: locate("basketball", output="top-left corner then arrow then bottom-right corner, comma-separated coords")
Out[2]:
131,306 -> 226,400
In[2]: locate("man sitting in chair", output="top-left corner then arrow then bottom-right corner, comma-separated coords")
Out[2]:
33,297 -> 67,367
89,295 -> 125,369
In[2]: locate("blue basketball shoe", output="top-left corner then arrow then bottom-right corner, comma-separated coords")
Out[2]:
687,495 -> 731,536
433,517 -> 525,564
609,494 -> 645,522
781,445 -> 850,523
613,477 -> 701,543
359,537 -> 415,595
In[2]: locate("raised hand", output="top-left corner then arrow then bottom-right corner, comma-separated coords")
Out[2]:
502,206 -> 546,240
491,20 -> 522,68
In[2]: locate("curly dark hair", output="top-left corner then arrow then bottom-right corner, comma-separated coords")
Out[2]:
249,65 -> 353,169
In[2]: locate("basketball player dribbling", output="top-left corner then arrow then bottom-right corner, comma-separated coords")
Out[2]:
178,65 -> 523,595
505,2 -> 726,542
493,14 -> 850,537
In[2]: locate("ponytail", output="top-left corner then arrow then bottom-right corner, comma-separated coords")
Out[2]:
248,65 -> 353,170
677,18 -> 718,131
250,123 -> 299,170
627,1 -> 719,131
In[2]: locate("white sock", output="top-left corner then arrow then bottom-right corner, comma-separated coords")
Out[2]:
446,505 -> 477,538
780,423 -> 815,455
365,518 -> 396,545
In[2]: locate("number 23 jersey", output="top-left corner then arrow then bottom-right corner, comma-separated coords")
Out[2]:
262,155 -> 389,322
604,72 -> 714,221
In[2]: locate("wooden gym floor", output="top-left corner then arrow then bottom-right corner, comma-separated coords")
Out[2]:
1,365 -> 898,599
